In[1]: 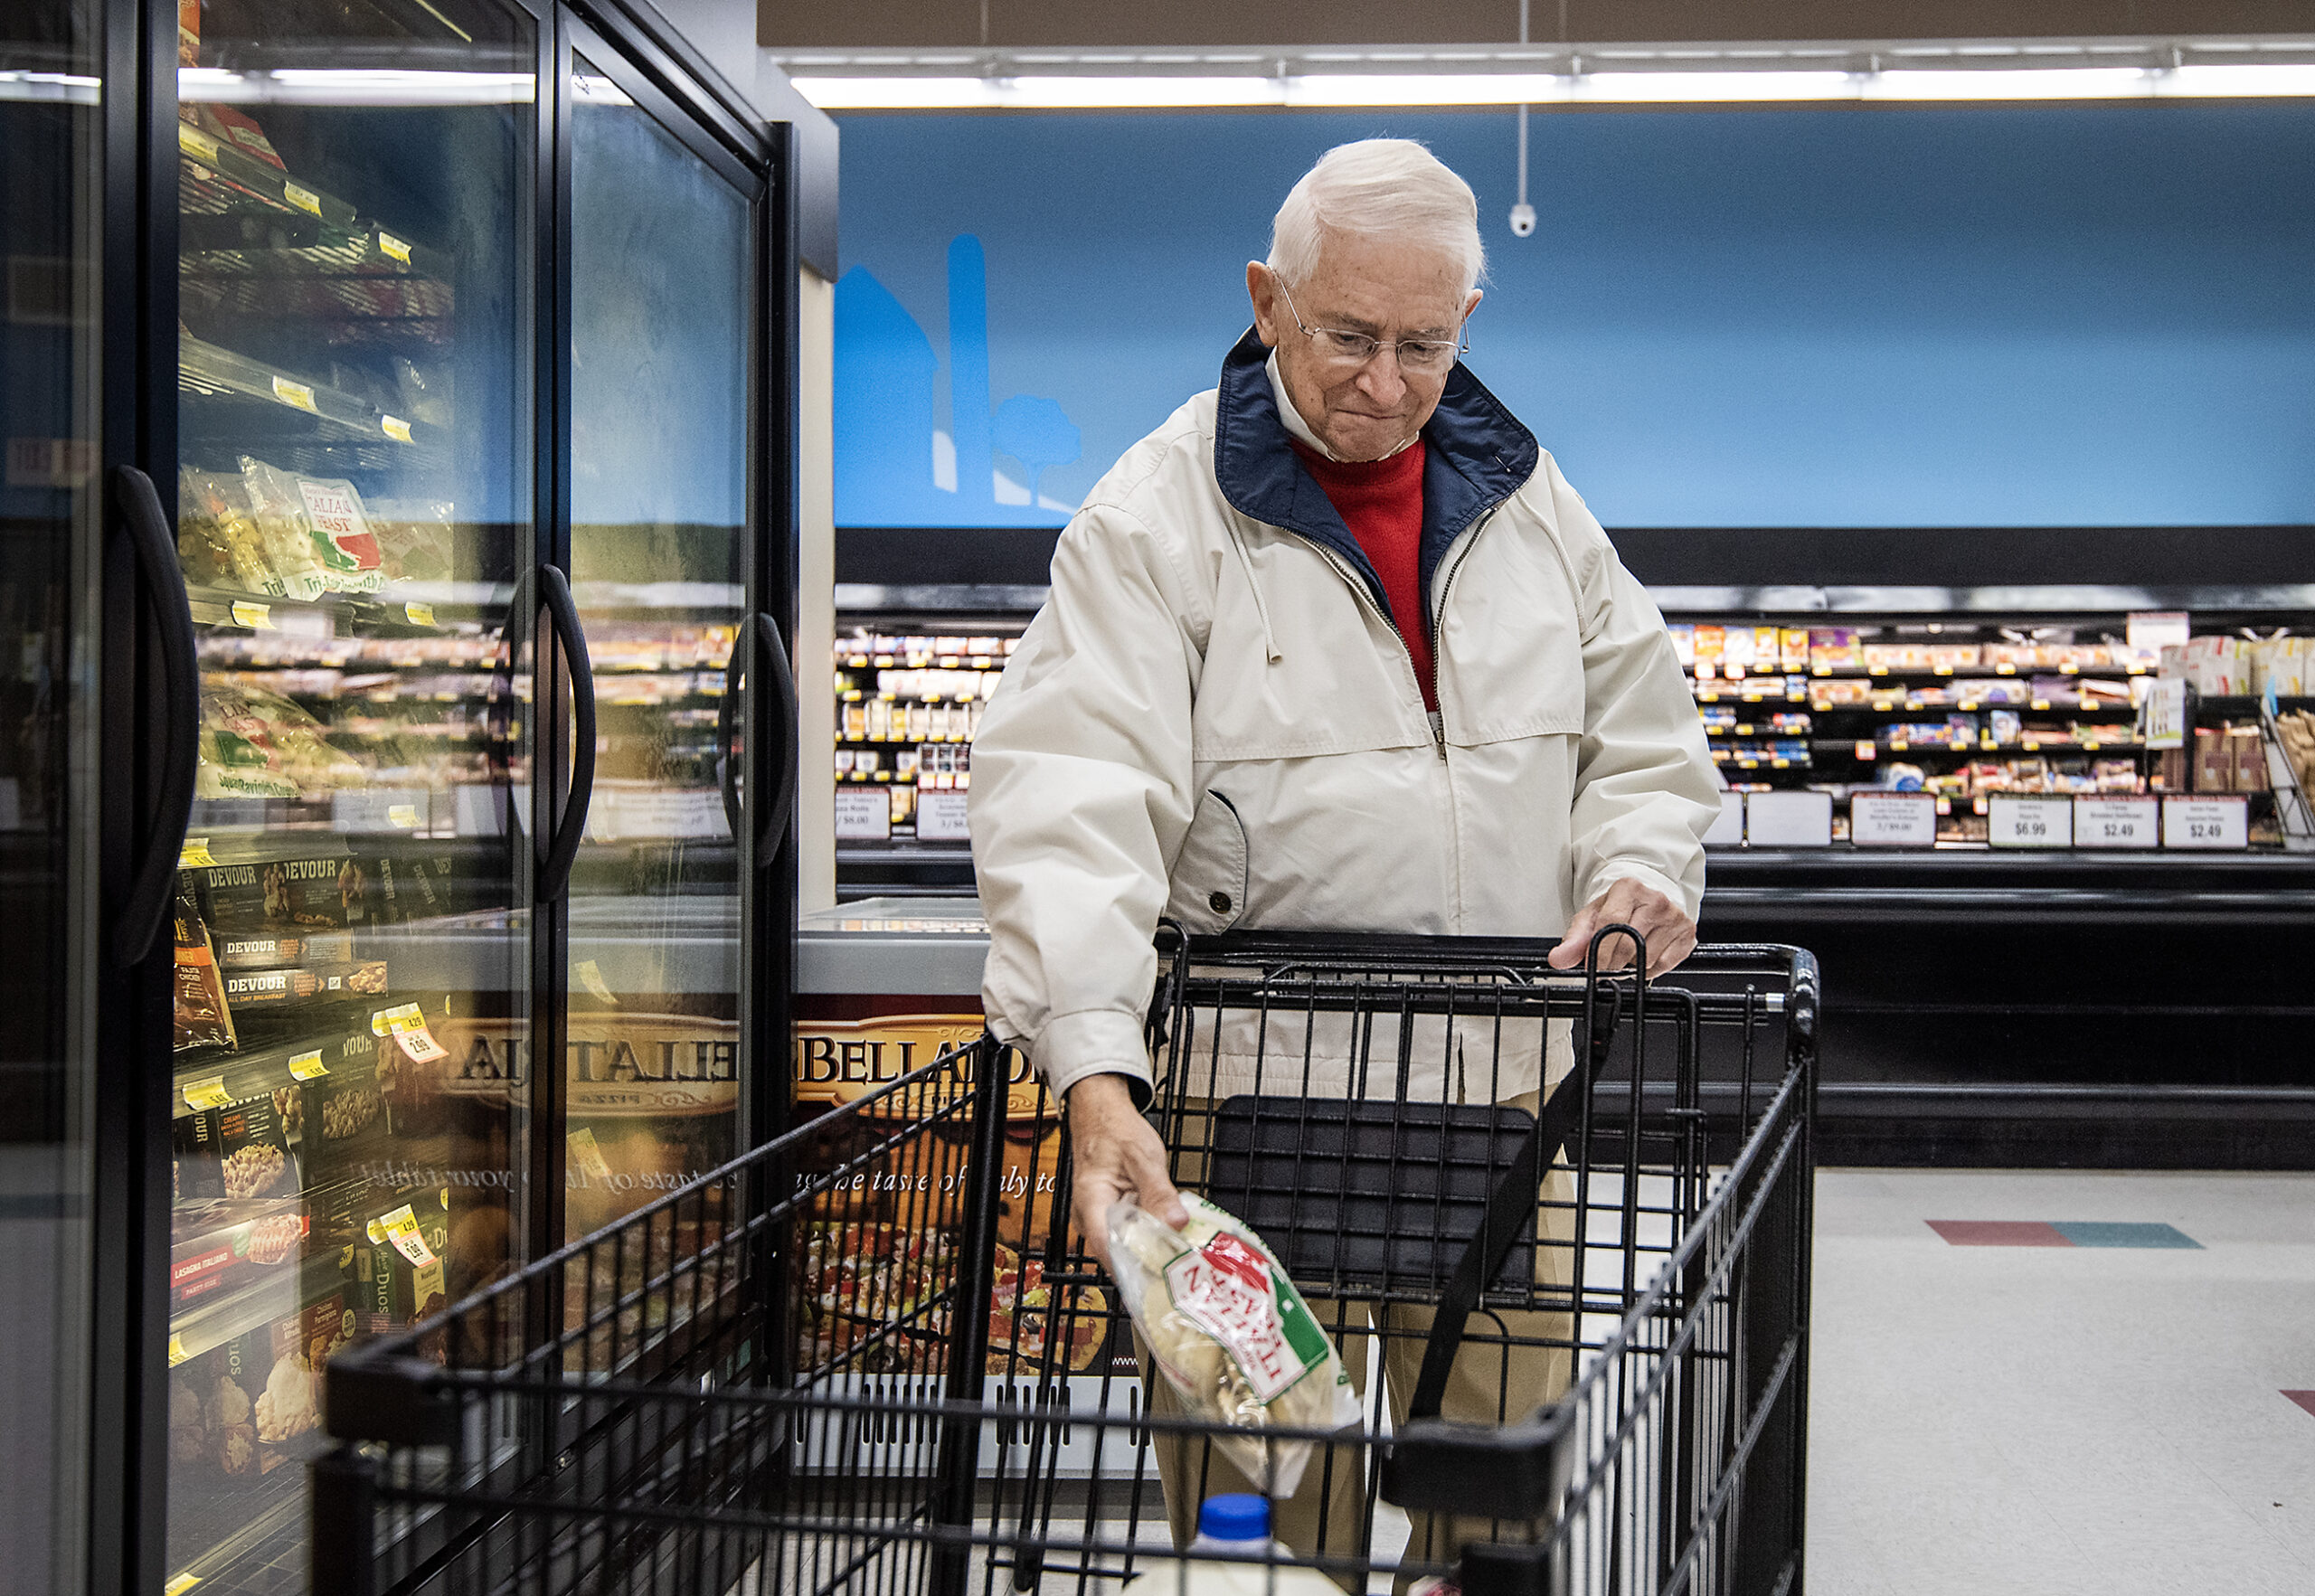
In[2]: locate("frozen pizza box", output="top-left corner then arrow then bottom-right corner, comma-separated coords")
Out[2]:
353,1192 -> 451,1348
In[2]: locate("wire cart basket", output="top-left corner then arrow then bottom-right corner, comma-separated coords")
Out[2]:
314,928 -> 1819,1596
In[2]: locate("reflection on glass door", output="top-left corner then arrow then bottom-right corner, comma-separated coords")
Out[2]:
563,55 -> 752,1243
169,2 -> 533,1590
0,3 -> 99,1589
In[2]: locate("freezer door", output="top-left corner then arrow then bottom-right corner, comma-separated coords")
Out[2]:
0,4 -> 101,1591
165,2 -> 538,1590
560,45 -> 761,1243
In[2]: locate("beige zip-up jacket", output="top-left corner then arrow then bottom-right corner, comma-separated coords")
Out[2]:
968,331 -> 1720,1106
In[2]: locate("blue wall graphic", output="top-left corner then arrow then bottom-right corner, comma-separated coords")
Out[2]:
834,105 -> 2315,530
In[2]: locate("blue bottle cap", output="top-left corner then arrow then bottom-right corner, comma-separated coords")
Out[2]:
1197,1494 -> 1271,1543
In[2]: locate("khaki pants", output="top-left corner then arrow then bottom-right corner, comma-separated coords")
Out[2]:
1143,1091 -> 1575,1592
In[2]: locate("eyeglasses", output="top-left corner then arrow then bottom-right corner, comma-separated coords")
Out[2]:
1275,278 -> 1469,377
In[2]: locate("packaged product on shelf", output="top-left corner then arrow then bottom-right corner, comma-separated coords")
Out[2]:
2231,725 -> 2270,792
373,849 -> 463,924
355,1195 -> 451,1344
291,472 -> 386,594
177,467 -> 287,598
233,457 -> 334,601
221,959 -> 390,1008
171,1304 -> 343,1486
168,1195 -> 307,1308
2194,727 -> 2232,791
194,847 -> 373,935
364,499 -> 457,587
213,928 -> 354,970
173,881 -> 238,1053
192,102 -> 286,171
197,683 -> 365,800
177,0 -> 199,64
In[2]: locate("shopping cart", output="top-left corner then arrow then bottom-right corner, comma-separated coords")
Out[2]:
314,928 -> 1817,1596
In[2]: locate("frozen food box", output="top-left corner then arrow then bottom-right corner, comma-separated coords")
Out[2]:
213,929 -> 355,970
173,880 -> 238,1054
168,1195 -> 307,1308
180,1090 -> 300,1204
193,850 -> 374,935
354,1193 -> 451,1344
221,959 -> 389,1008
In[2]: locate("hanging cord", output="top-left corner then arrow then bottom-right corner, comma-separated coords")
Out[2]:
1510,0 -> 1536,236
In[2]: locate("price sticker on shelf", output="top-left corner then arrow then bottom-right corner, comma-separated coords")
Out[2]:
568,1127 -> 615,1186
1988,794 -> 2073,848
2074,796 -> 2158,849
1853,741 -> 1876,760
371,1204 -> 439,1269
573,959 -> 619,1006
182,1075 -> 231,1112
282,181 -> 323,218
833,786 -> 891,841
178,124 -> 220,165
2162,796 -> 2248,850
177,836 -> 215,869
372,1002 -> 449,1063
916,789 -> 971,842
165,1577 -> 200,1596
166,1335 -> 189,1369
269,374 -> 317,413
1850,792 -> 1938,846
403,600 -> 436,627
387,803 -> 421,829
288,1048 -> 328,1081
381,413 -> 414,445
229,600 -> 272,630
377,230 -> 412,265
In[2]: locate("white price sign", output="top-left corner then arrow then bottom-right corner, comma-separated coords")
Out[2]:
1743,790 -> 1832,848
1988,794 -> 2073,848
2162,796 -> 2247,850
915,789 -> 972,842
1849,792 -> 1938,846
1702,791 -> 1744,846
833,787 -> 892,841
2073,796 -> 2158,849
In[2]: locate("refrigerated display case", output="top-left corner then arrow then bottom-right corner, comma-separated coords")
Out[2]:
4,1 -> 824,1591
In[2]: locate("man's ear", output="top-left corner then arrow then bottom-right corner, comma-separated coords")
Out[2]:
1246,260 -> 1282,348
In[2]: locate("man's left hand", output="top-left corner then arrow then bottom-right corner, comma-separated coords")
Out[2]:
1545,878 -> 1696,977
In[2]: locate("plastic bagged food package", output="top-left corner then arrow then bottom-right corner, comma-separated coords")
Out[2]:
1107,1193 -> 1361,1497
173,880 -> 238,1053
198,683 -> 364,799
365,497 -> 457,586
236,457 -> 334,600
288,471 -> 385,593
179,467 -> 287,598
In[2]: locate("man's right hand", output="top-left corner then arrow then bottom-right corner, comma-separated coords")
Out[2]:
1063,1073 -> 1187,1274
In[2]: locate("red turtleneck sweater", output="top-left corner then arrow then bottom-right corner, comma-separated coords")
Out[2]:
1290,438 -> 1434,709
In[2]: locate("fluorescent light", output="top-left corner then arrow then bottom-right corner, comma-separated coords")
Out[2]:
181,66 -> 534,105
794,61 -> 2315,111
0,71 -> 99,104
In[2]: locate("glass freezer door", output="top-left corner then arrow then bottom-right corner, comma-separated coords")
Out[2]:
561,52 -> 756,1243
168,3 -> 534,1590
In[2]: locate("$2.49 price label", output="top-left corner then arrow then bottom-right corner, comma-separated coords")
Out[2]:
2161,797 -> 2247,850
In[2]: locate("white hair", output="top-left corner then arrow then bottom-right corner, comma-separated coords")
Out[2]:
1267,138 -> 1486,295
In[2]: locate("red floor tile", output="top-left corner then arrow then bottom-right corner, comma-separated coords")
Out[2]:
1925,1220 -> 2076,1247
2283,1392 -> 2315,1420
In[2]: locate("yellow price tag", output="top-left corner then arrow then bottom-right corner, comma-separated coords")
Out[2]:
270,374 -> 317,413
403,600 -> 435,627
377,231 -> 411,265
1996,663 -> 2016,675
573,959 -> 619,1006
282,181 -> 322,217
229,600 -> 272,630
2083,740 -> 2101,751
178,125 -> 220,165
178,837 -> 215,868
2022,739 -> 2041,751
289,1049 -> 328,1081
381,413 -> 414,445
374,1204 -> 438,1268
166,1335 -> 189,1368
183,1075 -> 231,1112
568,1127 -> 615,1185
373,1002 -> 424,1035
1855,741 -> 1876,760
387,804 -> 421,828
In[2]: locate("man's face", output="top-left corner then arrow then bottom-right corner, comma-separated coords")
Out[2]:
1247,233 -> 1481,463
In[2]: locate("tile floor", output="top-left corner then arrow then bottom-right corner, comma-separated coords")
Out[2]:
1808,1168 -> 2315,1596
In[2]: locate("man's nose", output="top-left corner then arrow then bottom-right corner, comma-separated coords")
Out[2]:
1354,353 -> 1407,408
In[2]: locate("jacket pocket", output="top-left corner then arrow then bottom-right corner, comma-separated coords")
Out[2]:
1165,789 -> 1248,934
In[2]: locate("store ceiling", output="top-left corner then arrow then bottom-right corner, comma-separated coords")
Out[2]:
756,1 -> 2315,50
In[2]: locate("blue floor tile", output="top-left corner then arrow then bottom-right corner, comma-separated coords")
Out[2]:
2049,1221 -> 2201,1249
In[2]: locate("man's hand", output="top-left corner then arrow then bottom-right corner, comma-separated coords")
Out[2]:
1545,877 -> 1697,977
1063,1073 -> 1186,1273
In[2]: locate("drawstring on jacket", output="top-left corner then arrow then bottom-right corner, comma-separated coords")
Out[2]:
1224,520 -> 1285,664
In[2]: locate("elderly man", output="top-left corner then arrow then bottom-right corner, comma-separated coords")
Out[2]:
967,138 -> 1719,1574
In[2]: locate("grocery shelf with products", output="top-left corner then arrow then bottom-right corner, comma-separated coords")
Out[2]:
830,619 -> 1024,844
1669,615 -> 2315,849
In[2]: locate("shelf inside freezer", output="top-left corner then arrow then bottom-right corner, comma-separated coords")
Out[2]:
181,333 -> 446,455
165,1477 -> 307,1596
168,1250 -> 348,1374
178,117 -> 449,276
188,580 -> 515,641
173,1024 -> 379,1119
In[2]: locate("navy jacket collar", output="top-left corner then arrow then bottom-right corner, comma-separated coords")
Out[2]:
1210,327 -> 1539,635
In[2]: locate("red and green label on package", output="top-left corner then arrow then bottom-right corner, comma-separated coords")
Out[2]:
1161,1227 -> 1334,1402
